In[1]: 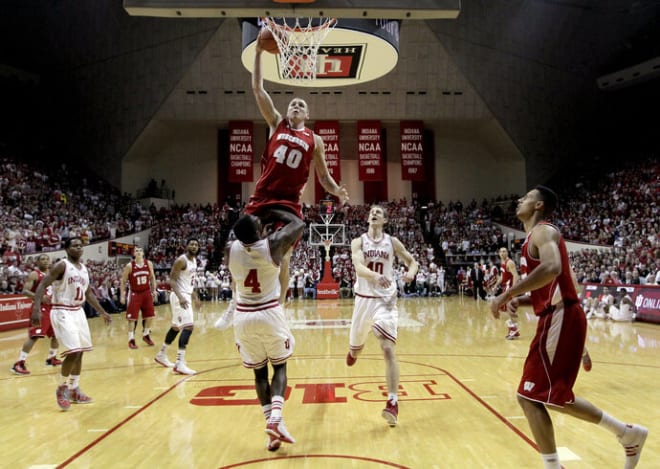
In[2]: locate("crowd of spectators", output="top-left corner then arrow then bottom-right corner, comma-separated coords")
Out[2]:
1,155 -> 152,254
2,152 -> 658,299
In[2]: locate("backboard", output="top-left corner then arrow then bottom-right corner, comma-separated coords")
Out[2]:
309,223 -> 347,247
123,1 -> 461,19
124,0 -> 461,86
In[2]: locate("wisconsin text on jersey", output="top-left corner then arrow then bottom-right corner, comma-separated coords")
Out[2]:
276,133 -> 310,151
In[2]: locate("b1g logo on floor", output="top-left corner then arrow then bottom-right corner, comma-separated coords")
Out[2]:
190,379 -> 450,406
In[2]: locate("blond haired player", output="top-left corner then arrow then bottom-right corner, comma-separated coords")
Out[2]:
346,205 -> 418,427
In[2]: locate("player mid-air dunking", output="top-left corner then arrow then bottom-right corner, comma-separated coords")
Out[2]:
215,35 -> 349,330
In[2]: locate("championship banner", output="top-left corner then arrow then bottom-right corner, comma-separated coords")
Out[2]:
228,121 -> 254,182
357,120 -> 384,181
314,121 -> 341,181
0,294 -> 32,332
400,121 -> 425,181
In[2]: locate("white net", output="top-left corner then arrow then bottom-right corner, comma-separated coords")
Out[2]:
261,17 -> 337,81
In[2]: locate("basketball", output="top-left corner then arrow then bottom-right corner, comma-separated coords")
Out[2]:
257,28 -> 280,55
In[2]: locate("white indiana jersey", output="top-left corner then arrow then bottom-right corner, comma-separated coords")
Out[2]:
52,259 -> 90,309
354,233 -> 397,298
229,238 -> 280,305
175,255 -> 197,296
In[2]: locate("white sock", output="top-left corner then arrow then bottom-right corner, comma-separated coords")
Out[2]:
143,328 -> 151,336
599,412 -> 627,438
128,331 -> 135,341
388,393 -> 398,404
270,396 -> 284,422
68,375 -> 81,390
18,351 -> 28,361
262,404 -> 272,421
541,452 -> 561,469
176,349 -> 185,362
48,349 -> 57,358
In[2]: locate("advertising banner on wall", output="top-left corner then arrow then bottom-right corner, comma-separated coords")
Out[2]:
580,283 -> 660,324
0,295 -> 32,332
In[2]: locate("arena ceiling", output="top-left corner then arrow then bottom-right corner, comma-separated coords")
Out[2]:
0,1 -> 659,187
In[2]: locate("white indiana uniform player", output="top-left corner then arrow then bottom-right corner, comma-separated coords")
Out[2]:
229,238 -> 294,368
346,205 -> 418,427
227,210 -> 304,451
31,237 -> 112,410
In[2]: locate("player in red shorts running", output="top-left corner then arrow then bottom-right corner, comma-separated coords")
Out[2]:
120,247 -> 158,349
490,186 -> 647,469
11,254 -> 62,375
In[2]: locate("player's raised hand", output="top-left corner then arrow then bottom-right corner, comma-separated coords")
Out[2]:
336,185 -> 349,205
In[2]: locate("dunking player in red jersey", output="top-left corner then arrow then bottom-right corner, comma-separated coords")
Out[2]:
120,247 -> 158,349
490,186 -> 647,469
247,42 -> 349,301
215,38 -> 351,331
11,254 -> 62,375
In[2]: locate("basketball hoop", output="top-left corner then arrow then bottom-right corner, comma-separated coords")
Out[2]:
261,17 -> 337,81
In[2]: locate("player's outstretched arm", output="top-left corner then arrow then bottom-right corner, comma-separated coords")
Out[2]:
312,133 -> 349,204
252,48 -> 281,130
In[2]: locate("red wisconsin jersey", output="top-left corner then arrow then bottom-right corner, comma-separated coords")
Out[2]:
128,261 -> 151,293
500,259 -> 514,291
30,269 -> 53,301
29,269 -> 46,294
521,222 -> 579,315
253,120 -> 316,202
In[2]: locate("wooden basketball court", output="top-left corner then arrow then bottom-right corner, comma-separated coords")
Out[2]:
2,296 -> 658,468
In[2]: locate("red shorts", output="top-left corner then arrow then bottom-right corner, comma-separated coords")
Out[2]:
126,290 -> 155,320
244,197 -> 302,220
518,301 -> 586,407
29,306 -> 55,338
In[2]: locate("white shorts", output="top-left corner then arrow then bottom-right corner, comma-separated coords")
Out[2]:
349,294 -> 398,351
50,307 -> 93,355
169,292 -> 195,328
234,302 -> 295,369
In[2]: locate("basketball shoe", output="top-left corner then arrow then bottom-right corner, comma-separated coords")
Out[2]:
128,339 -> 138,349
618,424 -> 648,469
382,399 -> 398,427
142,334 -> 155,346
45,356 -> 63,366
11,360 -> 30,375
173,361 -> 196,375
267,434 -> 281,452
582,350 -> 592,372
154,352 -> 174,368
346,351 -> 357,366
56,385 -> 71,411
505,320 -> 520,340
70,387 -> 93,404
266,419 -> 296,444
